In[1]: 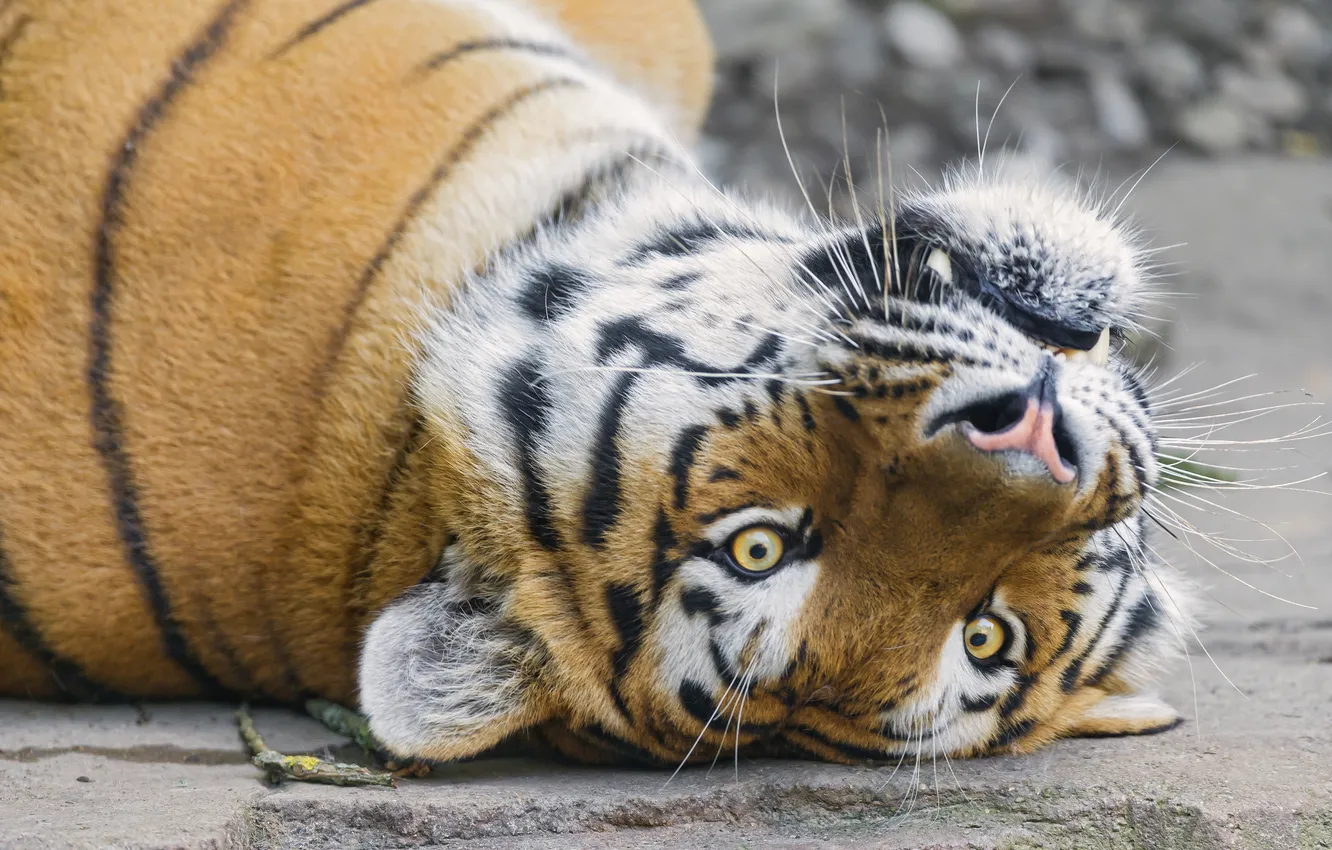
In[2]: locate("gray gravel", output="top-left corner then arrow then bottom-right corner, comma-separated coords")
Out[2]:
697,0 -> 1332,197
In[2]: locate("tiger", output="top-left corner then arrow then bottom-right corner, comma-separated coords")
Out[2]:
0,0 -> 1191,768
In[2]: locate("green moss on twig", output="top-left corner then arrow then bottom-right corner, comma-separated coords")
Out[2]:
235,704 -> 395,788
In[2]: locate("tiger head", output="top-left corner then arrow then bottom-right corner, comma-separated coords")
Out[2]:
359,160 -> 1189,766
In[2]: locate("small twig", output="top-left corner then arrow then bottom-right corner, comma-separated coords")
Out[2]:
305,698 -> 382,753
235,704 -> 395,788
305,699 -> 433,778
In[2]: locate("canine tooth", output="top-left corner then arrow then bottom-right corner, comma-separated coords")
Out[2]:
1089,327 -> 1111,366
926,248 -> 953,285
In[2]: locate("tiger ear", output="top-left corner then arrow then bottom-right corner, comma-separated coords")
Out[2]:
358,582 -> 553,762
1063,688 -> 1181,739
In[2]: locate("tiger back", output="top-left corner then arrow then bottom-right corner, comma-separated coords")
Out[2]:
0,0 -> 710,704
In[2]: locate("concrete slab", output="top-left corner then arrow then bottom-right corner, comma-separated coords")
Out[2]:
3,157 -> 1331,849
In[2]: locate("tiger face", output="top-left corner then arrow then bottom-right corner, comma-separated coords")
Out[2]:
359,162 -> 1188,766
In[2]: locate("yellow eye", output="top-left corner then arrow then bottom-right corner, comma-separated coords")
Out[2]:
729,526 -> 784,573
963,615 -> 1007,661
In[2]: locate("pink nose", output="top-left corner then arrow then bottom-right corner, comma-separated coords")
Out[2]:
965,397 -> 1076,484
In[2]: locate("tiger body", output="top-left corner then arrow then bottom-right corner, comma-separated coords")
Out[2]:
0,0 -> 708,703
0,0 -> 1189,765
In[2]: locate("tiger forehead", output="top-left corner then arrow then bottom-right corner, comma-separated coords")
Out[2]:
909,184 -> 1140,281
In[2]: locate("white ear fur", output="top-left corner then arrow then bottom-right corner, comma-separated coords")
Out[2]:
1068,691 -> 1180,739
358,583 -> 549,761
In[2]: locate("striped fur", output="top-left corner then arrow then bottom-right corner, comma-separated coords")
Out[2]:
0,0 -> 1190,766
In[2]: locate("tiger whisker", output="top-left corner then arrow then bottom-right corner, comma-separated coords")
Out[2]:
727,319 -> 824,349
1157,463 -> 1328,495
1148,371 -> 1256,404
1113,529 -> 1206,733
621,152 -> 849,340
1145,490 -> 1301,569
979,76 -> 1021,180
841,98 -> 884,316
1109,144 -> 1176,221
816,171 -> 872,312
1153,401 -> 1325,429
1143,498 -> 1312,607
531,365 -> 839,387
1137,527 -> 1246,619
1153,389 -> 1314,415
733,662 -> 758,781
1148,482 -> 1312,572
663,660 -> 748,789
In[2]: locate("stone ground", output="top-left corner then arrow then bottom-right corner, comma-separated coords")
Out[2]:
3,157 -> 1331,849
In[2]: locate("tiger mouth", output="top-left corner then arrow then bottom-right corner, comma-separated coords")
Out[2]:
1032,327 -> 1112,368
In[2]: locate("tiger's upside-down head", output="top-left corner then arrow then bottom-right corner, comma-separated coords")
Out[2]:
360,159 -> 1190,766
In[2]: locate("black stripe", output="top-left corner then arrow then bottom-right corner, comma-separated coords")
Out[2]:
359,408 -> 425,560
418,39 -> 582,76
1054,609 -> 1082,659
1075,717 -> 1183,739
990,717 -> 1036,750
545,139 -> 668,225
678,679 -> 723,729
832,396 -> 860,422
270,0 -> 379,58
344,401 -> 427,661
0,10 -> 31,89
768,731 -> 832,762
582,372 -> 637,549
623,221 -> 787,265
313,76 -> 585,406
998,672 -> 1036,718
707,638 -> 737,683
660,271 -> 699,291
1061,568 -> 1132,693
1086,592 -> 1161,687
788,724 -> 901,764
691,502 -> 766,526
594,317 -> 784,389
668,425 -> 708,511
794,392 -> 816,431
605,582 -> 645,719
649,508 -> 679,600
708,466 -> 742,483
716,407 -> 741,429
90,0 -> 251,697
498,359 -> 562,550
0,524 -> 121,701
847,334 -> 974,370
518,264 -> 591,323
570,723 -> 669,767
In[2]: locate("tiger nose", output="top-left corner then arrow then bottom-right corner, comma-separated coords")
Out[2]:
953,359 -> 1077,484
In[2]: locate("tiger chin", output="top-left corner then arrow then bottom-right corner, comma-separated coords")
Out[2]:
0,0 -> 1189,769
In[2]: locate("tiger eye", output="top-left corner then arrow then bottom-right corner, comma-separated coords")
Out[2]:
729,526 -> 784,573
963,615 -> 1006,660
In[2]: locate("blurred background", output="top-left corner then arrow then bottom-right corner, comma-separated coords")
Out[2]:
694,0 -> 1332,196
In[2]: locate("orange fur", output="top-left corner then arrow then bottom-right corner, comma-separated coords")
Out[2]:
0,0 -> 711,704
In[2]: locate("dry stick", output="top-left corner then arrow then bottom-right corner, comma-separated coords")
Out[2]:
305,698 -> 381,754
235,704 -> 396,788
305,699 -> 433,778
